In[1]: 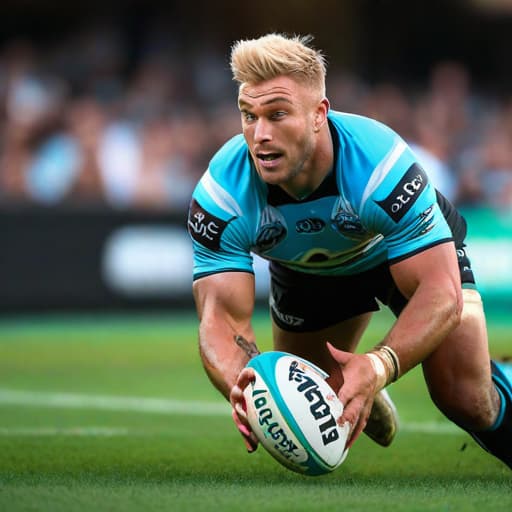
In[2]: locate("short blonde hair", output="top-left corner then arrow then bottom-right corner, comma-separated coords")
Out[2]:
230,33 -> 327,96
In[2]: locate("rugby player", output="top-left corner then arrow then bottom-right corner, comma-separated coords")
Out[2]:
187,33 -> 512,469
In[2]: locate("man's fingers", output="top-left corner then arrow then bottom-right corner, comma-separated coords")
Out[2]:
346,416 -> 367,448
234,401 -> 248,422
230,368 -> 255,418
237,367 -> 256,389
230,367 -> 258,453
231,409 -> 258,452
339,395 -> 372,448
326,342 -> 351,365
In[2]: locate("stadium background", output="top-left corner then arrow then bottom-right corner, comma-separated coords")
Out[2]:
2,3 -> 512,510
2,0 -> 512,313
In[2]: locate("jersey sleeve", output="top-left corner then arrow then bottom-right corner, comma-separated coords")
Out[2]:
357,131 -> 453,262
187,131 -> 260,282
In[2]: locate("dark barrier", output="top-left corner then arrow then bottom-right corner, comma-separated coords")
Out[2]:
6,206 -> 509,314
0,207 -> 194,312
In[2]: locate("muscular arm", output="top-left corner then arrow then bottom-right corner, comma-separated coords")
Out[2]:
384,241 -> 463,375
192,271 -> 257,400
330,241 -> 463,446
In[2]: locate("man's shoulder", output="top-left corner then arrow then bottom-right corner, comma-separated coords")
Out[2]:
329,110 -> 406,174
205,134 -> 255,192
192,134 -> 262,220
328,110 -> 396,140
210,133 -> 249,172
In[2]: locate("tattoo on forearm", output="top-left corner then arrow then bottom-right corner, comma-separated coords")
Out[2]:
234,335 -> 260,359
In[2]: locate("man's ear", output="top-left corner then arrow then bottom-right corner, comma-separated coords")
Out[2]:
314,97 -> 330,132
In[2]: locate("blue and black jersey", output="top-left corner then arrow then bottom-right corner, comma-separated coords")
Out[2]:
188,111 -> 454,280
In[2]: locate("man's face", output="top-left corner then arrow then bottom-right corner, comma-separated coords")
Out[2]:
238,75 -> 323,187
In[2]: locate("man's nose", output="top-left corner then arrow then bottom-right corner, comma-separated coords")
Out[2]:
254,118 -> 272,143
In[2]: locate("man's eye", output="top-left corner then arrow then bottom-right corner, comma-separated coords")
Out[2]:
243,112 -> 256,121
271,111 -> 286,120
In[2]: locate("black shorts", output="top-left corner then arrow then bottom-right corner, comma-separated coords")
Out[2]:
269,192 -> 475,333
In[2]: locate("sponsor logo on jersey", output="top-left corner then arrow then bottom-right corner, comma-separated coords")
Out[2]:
187,198 -> 228,251
375,163 -> 428,222
296,218 -> 326,234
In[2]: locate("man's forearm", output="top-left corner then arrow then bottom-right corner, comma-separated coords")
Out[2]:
198,328 -> 255,400
378,283 -> 462,377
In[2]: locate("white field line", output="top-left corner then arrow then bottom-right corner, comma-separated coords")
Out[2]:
399,422 -> 459,434
0,388 -> 229,416
0,388 -> 460,435
0,427 -> 131,436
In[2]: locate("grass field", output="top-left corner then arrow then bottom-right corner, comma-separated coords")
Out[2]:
0,308 -> 511,511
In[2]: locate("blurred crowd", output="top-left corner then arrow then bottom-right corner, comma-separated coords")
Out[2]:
1,24 -> 512,213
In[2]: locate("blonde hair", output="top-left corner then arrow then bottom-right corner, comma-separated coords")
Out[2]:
230,33 -> 327,96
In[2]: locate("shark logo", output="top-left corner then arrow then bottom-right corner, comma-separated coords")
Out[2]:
254,206 -> 287,252
331,197 -> 366,239
332,211 -> 364,236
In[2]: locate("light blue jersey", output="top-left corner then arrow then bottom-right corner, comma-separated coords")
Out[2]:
188,111 -> 453,280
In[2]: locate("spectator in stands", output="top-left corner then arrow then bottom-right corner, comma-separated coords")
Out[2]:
408,95 -> 459,203
131,114 -> 197,210
0,26 -> 511,215
64,96 -> 110,205
360,82 -> 415,142
0,63 -> 71,204
457,106 -> 512,210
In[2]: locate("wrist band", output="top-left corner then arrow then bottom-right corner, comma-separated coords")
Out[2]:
376,346 -> 401,383
366,352 -> 388,391
366,345 -> 401,387
380,346 -> 400,382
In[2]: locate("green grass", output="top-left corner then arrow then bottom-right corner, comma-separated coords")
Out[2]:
0,309 -> 511,511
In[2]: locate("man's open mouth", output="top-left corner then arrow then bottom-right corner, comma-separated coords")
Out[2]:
257,153 -> 281,161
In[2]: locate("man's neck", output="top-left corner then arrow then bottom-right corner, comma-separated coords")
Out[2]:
280,124 -> 334,200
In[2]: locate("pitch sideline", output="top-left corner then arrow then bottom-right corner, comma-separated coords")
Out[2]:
0,388 -> 460,435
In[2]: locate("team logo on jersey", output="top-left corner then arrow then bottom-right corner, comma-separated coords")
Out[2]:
332,211 -> 365,236
375,164 -> 428,222
330,197 -> 366,239
256,222 -> 287,251
254,206 -> 287,252
187,198 -> 229,251
296,218 -> 325,234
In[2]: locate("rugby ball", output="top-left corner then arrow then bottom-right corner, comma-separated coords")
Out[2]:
243,351 -> 350,476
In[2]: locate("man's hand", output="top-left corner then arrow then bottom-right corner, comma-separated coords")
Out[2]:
229,367 -> 259,452
326,342 -> 380,448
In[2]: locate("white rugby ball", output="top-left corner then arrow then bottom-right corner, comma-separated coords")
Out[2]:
243,351 -> 349,476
